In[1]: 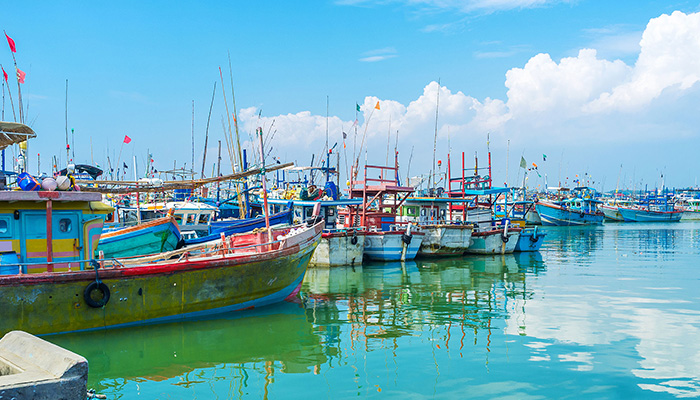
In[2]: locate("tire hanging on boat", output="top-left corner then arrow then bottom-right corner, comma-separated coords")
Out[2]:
84,281 -> 110,308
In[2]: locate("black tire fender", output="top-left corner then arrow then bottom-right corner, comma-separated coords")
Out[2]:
84,281 -> 110,308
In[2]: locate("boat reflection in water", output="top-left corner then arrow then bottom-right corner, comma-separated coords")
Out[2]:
301,255 -> 544,383
49,303 -> 325,398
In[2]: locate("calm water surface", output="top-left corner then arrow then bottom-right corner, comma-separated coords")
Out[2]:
50,222 -> 700,399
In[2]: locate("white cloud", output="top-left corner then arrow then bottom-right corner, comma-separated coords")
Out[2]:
237,10 -> 700,178
359,47 -> 398,62
586,11 -> 700,112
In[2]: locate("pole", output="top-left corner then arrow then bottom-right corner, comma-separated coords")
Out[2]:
201,82 -> 216,178
430,79 -> 440,190
256,127 -> 272,243
191,100 -> 195,178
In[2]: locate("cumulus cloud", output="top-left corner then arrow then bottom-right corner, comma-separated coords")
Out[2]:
586,11 -> 700,112
238,10 -> 700,170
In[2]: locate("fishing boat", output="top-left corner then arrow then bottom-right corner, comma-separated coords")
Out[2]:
0,212 -> 323,335
397,196 -> 474,257
535,187 -> 604,226
339,163 -> 424,261
97,215 -> 182,258
679,198 -> 700,221
269,198 -> 366,267
446,152 -> 521,254
617,191 -> 682,222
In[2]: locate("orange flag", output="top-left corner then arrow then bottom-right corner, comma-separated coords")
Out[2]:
375,101 -> 380,110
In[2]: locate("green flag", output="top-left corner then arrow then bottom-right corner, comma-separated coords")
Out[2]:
519,156 -> 526,169
356,103 -> 361,112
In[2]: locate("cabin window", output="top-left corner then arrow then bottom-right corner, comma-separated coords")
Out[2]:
327,207 -> 335,216
420,208 -> 427,217
305,207 -> 313,218
199,214 -> 210,224
58,218 -> 72,233
186,214 -> 195,224
0,218 -> 9,236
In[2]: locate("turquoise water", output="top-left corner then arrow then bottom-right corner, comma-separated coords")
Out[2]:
50,222 -> 700,399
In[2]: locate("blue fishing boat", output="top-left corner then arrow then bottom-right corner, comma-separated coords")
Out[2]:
535,187 -> 604,226
617,191 -> 682,222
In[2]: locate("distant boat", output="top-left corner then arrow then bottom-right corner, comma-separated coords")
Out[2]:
535,187 -> 604,226
617,191 -> 681,222
97,216 -> 182,258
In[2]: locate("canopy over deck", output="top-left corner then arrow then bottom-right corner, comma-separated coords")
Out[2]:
0,122 -> 36,150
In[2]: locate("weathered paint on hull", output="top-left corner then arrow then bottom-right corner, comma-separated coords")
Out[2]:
514,229 -> 546,252
98,217 -> 182,258
681,210 -> 700,221
310,231 -> 365,267
600,205 -> 624,221
466,229 -> 519,254
535,203 -> 604,226
525,209 -> 542,225
0,226 -> 321,336
617,208 -> 682,222
363,231 -> 424,261
418,225 -> 473,257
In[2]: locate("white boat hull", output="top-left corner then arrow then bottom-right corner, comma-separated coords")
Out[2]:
466,228 -> 520,255
418,225 -> 473,257
310,231 -> 365,267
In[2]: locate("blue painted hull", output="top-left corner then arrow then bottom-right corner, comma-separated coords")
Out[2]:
617,207 -> 682,222
363,232 -> 423,261
98,218 -> 182,258
187,209 -> 292,245
514,228 -> 546,252
535,202 -> 604,226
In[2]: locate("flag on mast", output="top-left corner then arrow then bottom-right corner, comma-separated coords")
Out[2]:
16,68 -> 25,84
375,101 -> 380,110
123,135 -> 132,144
1,66 -> 7,82
4,32 -> 16,53
519,156 -> 526,169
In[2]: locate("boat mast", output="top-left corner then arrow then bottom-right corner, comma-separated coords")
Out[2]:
429,80 -> 440,190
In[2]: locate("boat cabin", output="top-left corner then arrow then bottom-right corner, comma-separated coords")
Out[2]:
0,191 -> 112,274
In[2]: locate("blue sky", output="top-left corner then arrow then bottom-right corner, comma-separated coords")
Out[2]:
3,0 -> 700,190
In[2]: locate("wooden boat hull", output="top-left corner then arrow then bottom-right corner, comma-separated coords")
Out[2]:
514,228 -> 546,252
617,207 -> 682,222
0,223 -> 322,336
681,210 -> 700,221
363,231 -> 424,261
309,230 -> 365,267
466,228 -> 520,254
535,202 -> 604,226
599,205 -> 624,221
418,225 -> 473,257
97,216 -> 182,258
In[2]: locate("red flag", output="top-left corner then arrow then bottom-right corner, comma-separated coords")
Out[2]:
16,68 -> 25,84
123,135 -> 132,144
1,66 -> 7,82
4,33 -> 16,53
